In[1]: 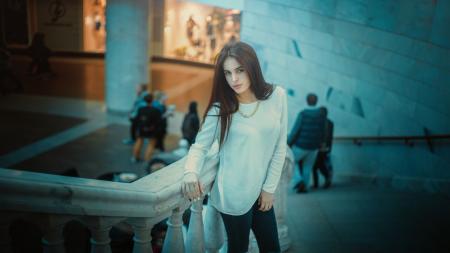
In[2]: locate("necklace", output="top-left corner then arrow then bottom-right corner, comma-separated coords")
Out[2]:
238,101 -> 260,118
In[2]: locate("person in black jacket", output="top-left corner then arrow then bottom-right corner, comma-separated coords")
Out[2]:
288,93 -> 326,193
132,94 -> 162,163
0,44 -> 23,94
27,33 -> 52,77
181,101 -> 200,145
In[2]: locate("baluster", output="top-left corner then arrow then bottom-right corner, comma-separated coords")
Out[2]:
204,204 -> 225,253
128,218 -> 154,253
90,226 -> 112,253
186,199 -> 205,253
85,217 -> 121,253
0,211 -> 15,253
162,207 -> 184,253
38,214 -> 68,253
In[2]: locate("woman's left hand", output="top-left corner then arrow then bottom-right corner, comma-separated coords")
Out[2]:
258,190 -> 274,211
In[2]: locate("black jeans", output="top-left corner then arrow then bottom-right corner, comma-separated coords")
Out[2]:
220,201 -> 280,253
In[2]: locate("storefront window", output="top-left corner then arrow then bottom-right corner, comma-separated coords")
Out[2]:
83,0 -> 106,52
80,0 -> 241,62
163,0 -> 241,63
2,0 -> 30,46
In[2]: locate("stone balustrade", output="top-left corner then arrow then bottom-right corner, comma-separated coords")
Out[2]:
0,147 -> 294,253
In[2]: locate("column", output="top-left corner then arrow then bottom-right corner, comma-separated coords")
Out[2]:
105,0 -> 151,113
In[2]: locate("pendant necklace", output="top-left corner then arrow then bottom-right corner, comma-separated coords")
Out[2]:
238,101 -> 260,118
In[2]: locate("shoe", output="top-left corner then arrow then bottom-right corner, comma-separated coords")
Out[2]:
324,178 -> 332,189
130,157 -> 142,163
294,182 -> 308,193
122,138 -> 135,145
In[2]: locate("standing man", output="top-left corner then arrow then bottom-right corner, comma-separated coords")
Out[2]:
288,93 -> 327,193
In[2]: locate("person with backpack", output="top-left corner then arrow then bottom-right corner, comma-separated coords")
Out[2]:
181,101 -> 200,145
123,83 -> 149,145
131,94 -> 162,163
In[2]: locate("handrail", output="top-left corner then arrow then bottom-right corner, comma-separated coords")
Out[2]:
0,152 -> 219,218
335,134 -> 450,141
333,132 -> 450,153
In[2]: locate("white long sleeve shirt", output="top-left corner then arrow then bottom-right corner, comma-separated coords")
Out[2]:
184,86 -> 288,215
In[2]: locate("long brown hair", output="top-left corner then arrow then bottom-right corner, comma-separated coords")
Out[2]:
203,41 -> 274,148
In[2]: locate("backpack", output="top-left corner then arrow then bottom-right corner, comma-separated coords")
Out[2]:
137,107 -> 161,135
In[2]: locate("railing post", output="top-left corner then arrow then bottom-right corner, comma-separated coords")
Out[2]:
186,199 -> 205,253
128,218 -> 154,253
162,207 -> 184,253
204,203 -> 225,253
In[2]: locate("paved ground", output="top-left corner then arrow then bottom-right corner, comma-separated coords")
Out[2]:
285,178 -> 450,253
1,58 -> 449,253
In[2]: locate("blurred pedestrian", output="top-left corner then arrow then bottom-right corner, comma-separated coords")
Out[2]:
312,107 -> 334,189
181,101 -> 200,145
123,84 -> 149,145
0,43 -> 23,94
132,94 -> 162,163
27,33 -> 53,77
288,93 -> 327,193
152,91 -> 170,151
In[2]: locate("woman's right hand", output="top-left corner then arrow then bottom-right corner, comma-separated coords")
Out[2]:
182,172 -> 203,201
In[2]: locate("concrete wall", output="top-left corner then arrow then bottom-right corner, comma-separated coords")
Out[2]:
194,0 -> 450,193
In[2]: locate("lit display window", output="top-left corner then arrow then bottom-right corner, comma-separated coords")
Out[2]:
163,0 -> 241,63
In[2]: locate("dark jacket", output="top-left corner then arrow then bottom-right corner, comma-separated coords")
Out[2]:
322,119 -> 334,152
288,108 -> 326,150
182,112 -> 200,144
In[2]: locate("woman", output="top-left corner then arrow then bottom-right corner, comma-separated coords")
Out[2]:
182,41 -> 287,253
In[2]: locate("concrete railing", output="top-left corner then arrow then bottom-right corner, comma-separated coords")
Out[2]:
0,147 -> 294,253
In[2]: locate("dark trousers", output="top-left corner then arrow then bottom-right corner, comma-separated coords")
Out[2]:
130,117 -> 138,141
1,69 -> 23,94
220,201 -> 280,253
312,151 -> 332,188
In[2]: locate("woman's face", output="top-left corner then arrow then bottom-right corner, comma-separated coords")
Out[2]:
223,56 -> 251,96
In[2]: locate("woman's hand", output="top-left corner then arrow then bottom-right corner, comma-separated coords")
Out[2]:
258,190 -> 274,211
182,172 -> 203,201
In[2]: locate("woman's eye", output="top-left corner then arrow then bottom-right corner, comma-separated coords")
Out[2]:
237,68 -> 244,73
224,71 -> 230,76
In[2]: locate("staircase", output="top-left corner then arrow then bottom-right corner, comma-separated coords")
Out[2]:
0,147 -> 294,253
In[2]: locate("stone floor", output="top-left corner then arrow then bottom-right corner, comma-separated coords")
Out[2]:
285,179 -> 450,253
1,57 -> 449,253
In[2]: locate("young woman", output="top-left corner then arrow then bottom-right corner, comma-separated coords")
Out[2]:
182,41 -> 287,253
